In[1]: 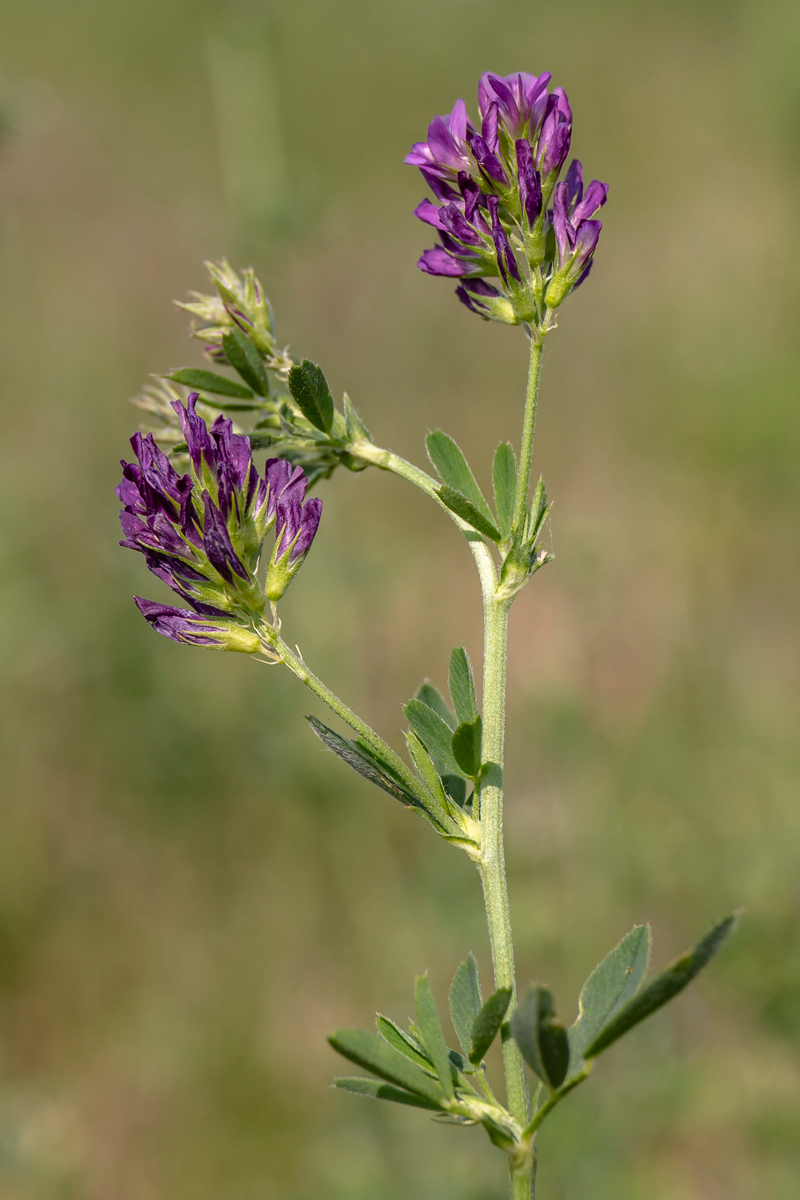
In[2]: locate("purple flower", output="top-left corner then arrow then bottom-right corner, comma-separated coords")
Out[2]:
545,180 -> 603,307
267,489 -> 323,602
537,88 -> 572,178
467,130 -> 508,187
414,199 -> 446,230
515,140 -> 543,228
404,98 -> 474,181
478,72 -> 552,138
119,399 -> 323,643
455,278 -> 519,325
417,245 -> 474,277
488,196 -> 522,286
134,598 -> 259,652
407,72 -> 606,323
563,159 -> 609,222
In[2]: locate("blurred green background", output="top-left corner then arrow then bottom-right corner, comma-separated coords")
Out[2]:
1,0 -> 799,1197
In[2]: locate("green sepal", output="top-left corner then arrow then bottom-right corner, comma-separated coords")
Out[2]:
287,358 -> 335,433
511,985 -> 570,1090
426,431 -> 495,526
328,1028 -> 444,1103
568,924 -> 650,1069
307,716 -> 420,807
414,975 -> 455,1100
449,954 -> 483,1057
376,1015 -> 434,1070
492,443 -> 517,540
404,699 -> 463,775
448,646 -> 479,726
415,683 -> 456,730
222,327 -> 271,396
469,988 -> 512,1064
451,717 -> 482,779
334,1076 -> 442,1111
583,913 -> 739,1059
438,487 -> 502,543
164,368 -> 254,399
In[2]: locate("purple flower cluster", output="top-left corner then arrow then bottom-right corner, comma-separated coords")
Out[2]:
405,71 -> 608,323
118,395 -> 322,648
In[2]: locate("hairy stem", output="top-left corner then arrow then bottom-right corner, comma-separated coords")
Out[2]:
351,442 -> 498,595
478,589 -> 530,1135
513,338 -> 543,532
263,626 -> 424,803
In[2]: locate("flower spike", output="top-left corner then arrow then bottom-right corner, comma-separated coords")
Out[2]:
119,399 -> 323,648
406,70 -> 608,330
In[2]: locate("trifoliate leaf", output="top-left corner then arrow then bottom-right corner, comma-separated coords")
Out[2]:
328,1028 -> 444,1103
492,443 -> 517,539
568,925 -> 650,1067
438,487 -> 502,542
448,646 -> 479,726
583,913 -> 739,1058
414,975 -> 454,1099
469,988 -> 512,1064
165,368 -> 254,399
511,985 -> 570,1090
288,359 -> 335,433
334,1076 -> 442,1111
222,327 -> 270,396
426,431 -> 495,525
451,717 -> 482,779
449,954 -> 483,1057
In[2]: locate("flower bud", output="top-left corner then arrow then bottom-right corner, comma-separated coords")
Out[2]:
266,493 -> 323,602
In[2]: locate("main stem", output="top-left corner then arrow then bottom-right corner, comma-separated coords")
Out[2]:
479,334 -> 545,1198
478,590 -> 529,1127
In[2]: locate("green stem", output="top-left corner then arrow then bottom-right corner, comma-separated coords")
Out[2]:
477,589 -> 530,1134
512,338 -> 543,532
262,626 -> 424,804
510,1157 -> 536,1200
350,442 -> 498,595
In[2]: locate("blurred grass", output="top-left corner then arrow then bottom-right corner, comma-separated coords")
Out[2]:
0,0 -> 799,1197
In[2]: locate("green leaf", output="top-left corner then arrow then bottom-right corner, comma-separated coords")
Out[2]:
568,925 -> 651,1066
449,954 -> 483,1057
438,487 -> 502,542
376,1015 -> 433,1070
469,988 -> 512,1064
583,914 -> 739,1059
441,775 -> 467,808
451,717 -> 482,779
492,443 -> 517,539
328,1028 -> 444,1103
222,327 -> 270,396
511,985 -> 570,1090
426,431 -> 495,525
414,975 -> 454,1099
415,683 -> 456,730
404,700 -> 462,775
342,393 -> 372,443
287,358 -> 335,433
405,732 -> 457,829
334,1076 -> 442,1111
165,368 -> 254,399
448,646 -> 479,726
307,716 -> 419,807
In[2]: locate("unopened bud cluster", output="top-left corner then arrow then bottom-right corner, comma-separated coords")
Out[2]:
406,72 -> 608,331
